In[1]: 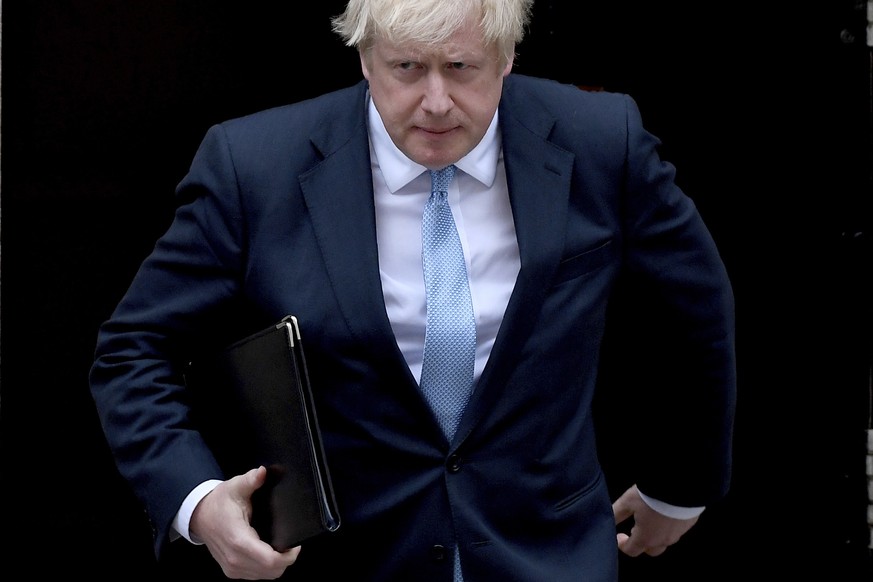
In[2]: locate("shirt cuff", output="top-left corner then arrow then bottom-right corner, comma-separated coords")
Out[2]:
638,490 -> 705,520
171,479 -> 223,544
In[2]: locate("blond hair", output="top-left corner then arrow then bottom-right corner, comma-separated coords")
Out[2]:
332,0 -> 533,65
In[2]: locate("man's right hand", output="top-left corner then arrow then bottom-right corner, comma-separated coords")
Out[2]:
190,466 -> 301,580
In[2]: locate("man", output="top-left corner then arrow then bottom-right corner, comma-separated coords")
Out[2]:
89,0 -> 736,580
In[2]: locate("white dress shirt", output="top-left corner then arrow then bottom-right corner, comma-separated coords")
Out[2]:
172,94 -> 701,544
367,96 -> 520,387
365,96 -> 703,521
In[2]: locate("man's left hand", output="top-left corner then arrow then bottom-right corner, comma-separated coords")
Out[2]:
612,484 -> 699,557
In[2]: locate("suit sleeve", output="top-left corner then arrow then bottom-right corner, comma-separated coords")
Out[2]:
611,94 -> 737,507
89,123 -> 250,556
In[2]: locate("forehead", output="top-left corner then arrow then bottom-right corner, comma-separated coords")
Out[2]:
371,15 -> 494,60
373,37 -> 498,67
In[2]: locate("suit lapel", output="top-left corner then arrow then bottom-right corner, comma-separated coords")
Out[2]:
298,86 -> 411,372
298,78 -> 577,442
456,82 -> 576,442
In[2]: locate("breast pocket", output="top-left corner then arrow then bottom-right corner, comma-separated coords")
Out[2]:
552,240 -> 614,286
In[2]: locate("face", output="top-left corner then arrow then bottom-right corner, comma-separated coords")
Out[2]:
360,17 -> 513,170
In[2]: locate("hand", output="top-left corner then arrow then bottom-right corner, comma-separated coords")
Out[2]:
190,466 -> 301,579
612,484 -> 699,557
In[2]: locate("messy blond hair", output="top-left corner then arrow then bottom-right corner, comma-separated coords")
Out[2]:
332,0 -> 533,66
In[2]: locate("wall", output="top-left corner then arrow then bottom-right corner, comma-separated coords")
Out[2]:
1,2 -> 870,579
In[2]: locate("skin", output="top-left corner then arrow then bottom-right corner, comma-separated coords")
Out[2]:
191,466 -> 299,579
359,16 -> 513,170
190,14 -> 700,579
613,484 -> 699,557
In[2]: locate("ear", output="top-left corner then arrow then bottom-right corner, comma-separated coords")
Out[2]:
359,50 -> 371,81
501,55 -> 514,78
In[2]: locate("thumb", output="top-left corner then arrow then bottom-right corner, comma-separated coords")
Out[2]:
612,484 -> 640,525
232,465 -> 268,499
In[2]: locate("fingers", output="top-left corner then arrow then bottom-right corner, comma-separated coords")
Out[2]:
611,484 -> 641,525
212,537 -> 300,580
236,465 -> 268,496
613,484 -> 699,559
616,533 -> 667,557
193,467 -> 300,579
611,495 -> 633,526
646,546 -> 667,557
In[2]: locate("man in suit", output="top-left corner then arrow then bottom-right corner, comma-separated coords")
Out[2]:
89,0 -> 736,580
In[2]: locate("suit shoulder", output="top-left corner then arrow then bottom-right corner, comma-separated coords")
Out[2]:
500,74 -> 642,150
503,74 -> 633,119
216,81 -> 367,139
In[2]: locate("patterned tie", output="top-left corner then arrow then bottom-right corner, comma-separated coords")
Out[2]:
421,164 -> 472,582
420,164 -> 476,442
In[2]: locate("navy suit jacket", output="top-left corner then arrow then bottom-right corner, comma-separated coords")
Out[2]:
90,74 -> 736,581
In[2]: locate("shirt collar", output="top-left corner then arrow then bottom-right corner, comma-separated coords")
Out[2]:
367,94 -> 500,193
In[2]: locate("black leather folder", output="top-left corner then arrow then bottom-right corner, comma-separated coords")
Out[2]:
185,315 -> 340,551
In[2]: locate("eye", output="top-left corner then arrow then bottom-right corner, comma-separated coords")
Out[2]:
397,61 -> 420,71
449,62 -> 470,71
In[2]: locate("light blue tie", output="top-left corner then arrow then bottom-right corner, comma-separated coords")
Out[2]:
420,164 -> 476,442
420,165 -> 474,582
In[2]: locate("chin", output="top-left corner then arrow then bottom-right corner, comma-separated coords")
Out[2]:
413,147 -> 464,169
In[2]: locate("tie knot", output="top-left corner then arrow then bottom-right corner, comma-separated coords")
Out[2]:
429,165 -> 456,194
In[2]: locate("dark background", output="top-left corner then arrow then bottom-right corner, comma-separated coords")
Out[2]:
1,1 -> 871,580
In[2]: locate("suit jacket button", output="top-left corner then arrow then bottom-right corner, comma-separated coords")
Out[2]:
430,544 -> 447,562
447,453 -> 461,473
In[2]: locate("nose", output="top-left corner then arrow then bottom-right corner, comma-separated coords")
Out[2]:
421,72 -> 453,115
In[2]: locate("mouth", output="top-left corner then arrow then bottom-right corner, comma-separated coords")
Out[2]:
418,126 -> 457,136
